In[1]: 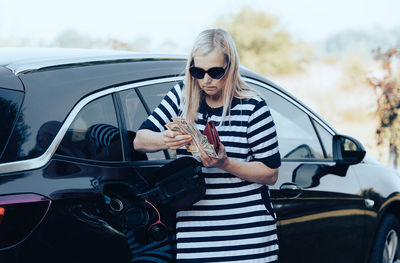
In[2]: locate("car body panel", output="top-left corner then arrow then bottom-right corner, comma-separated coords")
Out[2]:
273,162 -> 367,262
0,67 -> 24,91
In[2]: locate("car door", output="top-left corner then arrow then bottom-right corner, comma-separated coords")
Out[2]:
34,94 -> 130,262
247,80 -> 367,263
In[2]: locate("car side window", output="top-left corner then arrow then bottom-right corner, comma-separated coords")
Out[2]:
248,83 -> 325,160
138,82 -> 175,112
119,89 -> 148,133
138,81 -> 182,159
56,95 -> 123,161
119,81 -> 179,161
118,88 -> 158,161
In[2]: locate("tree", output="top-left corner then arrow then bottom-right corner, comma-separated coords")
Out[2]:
215,6 -> 312,76
52,29 -> 95,49
339,50 -> 370,91
367,47 -> 400,169
325,28 -> 400,58
51,29 -> 152,51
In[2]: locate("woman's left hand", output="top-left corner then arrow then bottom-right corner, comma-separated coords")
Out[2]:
199,142 -> 278,185
199,143 -> 228,169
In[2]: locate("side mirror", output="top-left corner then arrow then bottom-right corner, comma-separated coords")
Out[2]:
333,134 -> 366,165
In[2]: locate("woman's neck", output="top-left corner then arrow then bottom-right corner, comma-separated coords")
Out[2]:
205,94 -> 224,108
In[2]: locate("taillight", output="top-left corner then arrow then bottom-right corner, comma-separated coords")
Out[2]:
0,207 -> 4,224
0,194 -> 51,250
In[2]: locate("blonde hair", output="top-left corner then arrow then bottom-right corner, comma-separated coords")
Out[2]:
181,28 -> 259,124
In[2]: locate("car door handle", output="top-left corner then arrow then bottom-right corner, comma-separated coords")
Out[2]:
280,182 -> 303,198
280,183 -> 302,191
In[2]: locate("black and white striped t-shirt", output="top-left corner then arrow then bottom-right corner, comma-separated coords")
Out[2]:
140,82 -> 281,262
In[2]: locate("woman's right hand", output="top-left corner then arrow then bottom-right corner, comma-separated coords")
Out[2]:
163,130 -> 192,150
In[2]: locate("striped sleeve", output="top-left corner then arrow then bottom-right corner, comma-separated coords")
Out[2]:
247,98 -> 281,169
139,81 -> 183,132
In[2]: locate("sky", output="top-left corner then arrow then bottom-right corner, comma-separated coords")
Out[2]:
1,0 -> 400,52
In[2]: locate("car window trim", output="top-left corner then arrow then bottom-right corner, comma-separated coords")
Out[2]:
310,117 -> 329,159
134,86 -> 152,115
0,76 -> 185,174
51,153 -> 131,166
112,93 -> 127,161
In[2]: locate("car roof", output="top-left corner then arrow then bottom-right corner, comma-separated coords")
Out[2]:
0,48 -> 187,75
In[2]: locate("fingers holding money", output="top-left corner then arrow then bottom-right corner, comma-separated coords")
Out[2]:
199,142 -> 228,168
163,130 -> 192,150
199,147 -> 213,167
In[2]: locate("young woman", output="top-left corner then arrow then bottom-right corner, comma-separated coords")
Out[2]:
134,28 -> 281,262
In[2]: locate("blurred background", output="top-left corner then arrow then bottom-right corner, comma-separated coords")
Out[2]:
1,0 -> 399,168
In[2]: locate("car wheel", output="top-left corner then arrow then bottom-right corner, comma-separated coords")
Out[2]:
370,214 -> 400,263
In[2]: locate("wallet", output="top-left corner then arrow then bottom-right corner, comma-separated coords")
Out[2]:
202,121 -> 221,153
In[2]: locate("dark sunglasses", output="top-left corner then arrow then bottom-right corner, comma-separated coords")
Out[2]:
189,66 -> 228,79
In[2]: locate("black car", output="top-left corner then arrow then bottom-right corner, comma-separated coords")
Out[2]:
0,48 -> 399,263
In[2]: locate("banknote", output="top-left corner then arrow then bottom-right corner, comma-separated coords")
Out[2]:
173,118 -> 203,145
201,135 -> 219,158
166,117 -> 219,158
165,121 -> 198,153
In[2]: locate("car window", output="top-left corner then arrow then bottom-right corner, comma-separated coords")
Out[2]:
119,81 -> 180,161
137,81 -> 181,159
0,88 -> 24,161
119,89 -> 148,133
248,83 -> 325,160
118,88 -> 159,161
56,95 -> 123,161
138,82 -> 174,112
313,120 -> 333,159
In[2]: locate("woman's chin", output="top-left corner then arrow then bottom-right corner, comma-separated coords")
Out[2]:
203,88 -> 221,97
